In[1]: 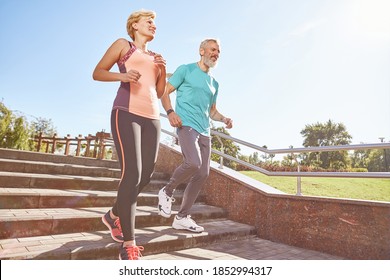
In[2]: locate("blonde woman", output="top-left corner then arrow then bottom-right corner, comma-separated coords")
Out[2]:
93,10 -> 166,260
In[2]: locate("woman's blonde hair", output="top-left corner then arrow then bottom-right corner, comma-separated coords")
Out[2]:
126,10 -> 156,40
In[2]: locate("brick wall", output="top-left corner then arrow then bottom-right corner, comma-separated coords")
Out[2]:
156,143 -> 390,259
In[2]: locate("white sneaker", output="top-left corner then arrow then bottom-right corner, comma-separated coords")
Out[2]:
172,215 -> 204,233
158,187 -> 175,218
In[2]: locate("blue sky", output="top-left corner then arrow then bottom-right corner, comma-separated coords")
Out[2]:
1,0 -> 389,155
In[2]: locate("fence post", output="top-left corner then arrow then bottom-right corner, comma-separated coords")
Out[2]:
36,132 -> 43,152
45,139 -> 50,153
76,134 -> 83,156
51,133 -> 57,154
85,134 -> 93,157
64,134 -> 71,155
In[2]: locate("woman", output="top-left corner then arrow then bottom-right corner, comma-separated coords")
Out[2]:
93,9 -> 166,260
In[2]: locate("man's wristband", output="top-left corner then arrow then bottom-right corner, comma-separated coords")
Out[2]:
166,109 -> 174,115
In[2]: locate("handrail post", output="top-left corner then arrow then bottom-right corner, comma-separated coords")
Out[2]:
291,153 -> 302,196
171,128 -> 176,147
215,135 -> 224,169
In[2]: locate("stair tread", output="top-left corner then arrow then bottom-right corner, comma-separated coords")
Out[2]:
0,158 -> 120,170
0,187 -> 185,198
0,170 -> 119,180
0,148 -> 120,168
0,219 -> 256,259
0,204 -> 223,221
0,171 -> 167,185
0,187 -> 118,197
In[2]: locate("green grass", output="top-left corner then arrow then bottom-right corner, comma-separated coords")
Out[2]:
240,171 -> 390,202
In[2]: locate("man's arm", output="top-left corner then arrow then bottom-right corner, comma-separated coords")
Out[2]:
210,104 -> 233,129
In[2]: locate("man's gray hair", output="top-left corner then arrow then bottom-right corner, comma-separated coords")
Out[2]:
200,38 -> 220,49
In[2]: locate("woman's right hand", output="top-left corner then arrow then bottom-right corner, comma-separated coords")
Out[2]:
121,69 -> 141,83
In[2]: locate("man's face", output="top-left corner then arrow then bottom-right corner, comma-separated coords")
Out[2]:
202,41 -> 220,68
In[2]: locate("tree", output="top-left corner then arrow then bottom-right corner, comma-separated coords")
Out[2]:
211,126 -> 240,169
353,148 -> 390,172
0,101 -> 34,150
300,120 -> 352,169
31,117 -> 57,136
249,151 -> 260,165
350,149 -> 370,169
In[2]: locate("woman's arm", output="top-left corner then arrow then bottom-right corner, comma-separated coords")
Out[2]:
92,39 -> 141,83
154,54 -> 167,98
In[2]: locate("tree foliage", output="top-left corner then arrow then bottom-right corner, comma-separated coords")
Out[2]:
300,120 -> 352,170
31,117 -> 57,136
0,101 -> 57,151
0,101 -> 33,150
351,149 -> 390,172
211,125 -> 240,169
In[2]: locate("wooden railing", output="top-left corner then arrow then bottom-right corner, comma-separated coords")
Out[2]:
33,131 -> 116,160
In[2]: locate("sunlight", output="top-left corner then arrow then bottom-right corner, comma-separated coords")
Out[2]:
349,0 -> 390,40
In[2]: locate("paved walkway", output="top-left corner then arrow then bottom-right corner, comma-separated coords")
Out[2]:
143,237 -> 344,260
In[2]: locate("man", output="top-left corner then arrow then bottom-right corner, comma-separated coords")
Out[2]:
158,38 -> 233,232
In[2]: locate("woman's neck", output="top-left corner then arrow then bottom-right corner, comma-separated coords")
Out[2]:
132,38 -> 149,52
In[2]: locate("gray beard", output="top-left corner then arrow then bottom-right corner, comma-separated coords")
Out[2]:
204,57 -> 217,68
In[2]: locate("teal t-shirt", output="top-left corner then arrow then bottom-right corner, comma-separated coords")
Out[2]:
169,63 -> 219,136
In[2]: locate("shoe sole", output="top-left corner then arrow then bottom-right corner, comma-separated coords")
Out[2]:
172,224 -> 204,233
102,216 -> 124,243
119,254 -> 140,260
158,204 -> 172,218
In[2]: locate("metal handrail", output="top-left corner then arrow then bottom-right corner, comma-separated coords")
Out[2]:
211,129 -> 390,154
160,114 -> 390,182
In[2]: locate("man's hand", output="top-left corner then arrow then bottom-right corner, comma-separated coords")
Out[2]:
223,117 -> 233,129
168,112 -> 182,128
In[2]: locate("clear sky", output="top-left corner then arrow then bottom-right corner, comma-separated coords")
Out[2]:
1,0 -> 389,156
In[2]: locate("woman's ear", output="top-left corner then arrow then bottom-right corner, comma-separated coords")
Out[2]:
132,22 -> 138,31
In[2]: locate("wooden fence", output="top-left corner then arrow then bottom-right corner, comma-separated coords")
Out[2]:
33,131 -> 116,160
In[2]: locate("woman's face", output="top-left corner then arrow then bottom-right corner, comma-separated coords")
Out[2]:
134,16 -> 156,40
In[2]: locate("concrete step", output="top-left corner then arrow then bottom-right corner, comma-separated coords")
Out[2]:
0,204 -> 226,239
0,188 -> 195,209
0,148 -> 120,169
0,219 -> 256,260
0,171 -> 168,191
0,149 -> 260,261
0,158 -> 121,178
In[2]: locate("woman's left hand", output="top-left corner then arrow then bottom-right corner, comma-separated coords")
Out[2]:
154,54 -> 166,70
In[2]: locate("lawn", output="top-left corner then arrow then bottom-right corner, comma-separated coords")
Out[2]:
240,171 -> 390,202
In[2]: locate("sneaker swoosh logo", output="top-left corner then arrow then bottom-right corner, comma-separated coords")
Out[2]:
159,205 -> 169,214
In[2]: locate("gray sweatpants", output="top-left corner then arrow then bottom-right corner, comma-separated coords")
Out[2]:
164,126 -> 211,217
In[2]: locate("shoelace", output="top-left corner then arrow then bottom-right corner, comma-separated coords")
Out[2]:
114,218 -> 123,233
185,215 -> 200,227
124,246 -> 144,260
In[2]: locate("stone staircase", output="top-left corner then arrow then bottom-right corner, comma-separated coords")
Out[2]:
0,148 -> 256,260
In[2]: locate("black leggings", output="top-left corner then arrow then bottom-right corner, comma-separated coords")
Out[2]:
110,109 -> 160,241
